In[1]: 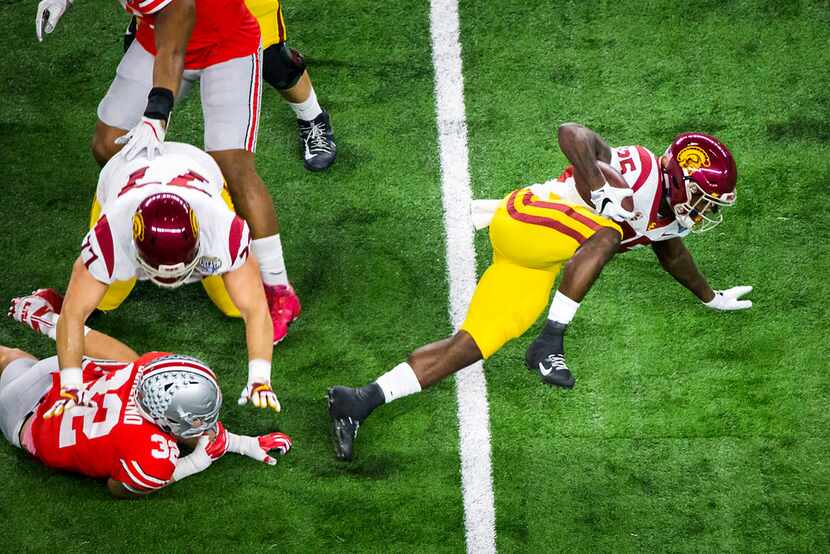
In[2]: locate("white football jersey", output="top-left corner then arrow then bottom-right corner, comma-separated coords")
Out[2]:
530,145 -> 690,251
82,142 -> 251,285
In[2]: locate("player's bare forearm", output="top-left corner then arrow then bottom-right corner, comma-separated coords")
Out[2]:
223,258 -> 273,363
652,238 -> 715,303
57,258 -> 107,370
558,123 -> 613,201
83,330 -> 139,362
152,0 -> 195,95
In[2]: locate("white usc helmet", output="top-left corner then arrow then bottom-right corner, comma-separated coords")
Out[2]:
136,355 -> 222,438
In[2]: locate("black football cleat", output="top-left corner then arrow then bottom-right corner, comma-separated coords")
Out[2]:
327,386 -> 362,461
531,353 -> 575,389
526,320 -> 575,389
298,111 -> 336,171
327,383 -> 386,461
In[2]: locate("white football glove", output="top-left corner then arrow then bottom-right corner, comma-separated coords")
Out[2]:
703,286 -> 753,311
36,0 -> 72,42
590,182 -> 636,222
115,116 -> 166,161
238,382 -> 281,412
227,431 -> 292,466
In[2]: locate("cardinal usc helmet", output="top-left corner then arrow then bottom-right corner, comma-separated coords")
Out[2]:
663,132 -> 737,233
136,355 -> 222,439
133,193 -> 200,288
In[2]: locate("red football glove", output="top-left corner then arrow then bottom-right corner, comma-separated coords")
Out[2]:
205,421 -> 230,461
227,431 -> 292,466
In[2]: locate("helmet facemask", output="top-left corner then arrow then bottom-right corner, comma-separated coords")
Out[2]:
671,175 -> 736,233
135,246 -> 201,289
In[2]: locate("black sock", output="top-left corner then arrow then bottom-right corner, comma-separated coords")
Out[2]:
332,383 -> 385,421
538,320 -> 567,353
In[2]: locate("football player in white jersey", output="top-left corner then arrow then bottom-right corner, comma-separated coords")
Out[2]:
53,142 -> 284,415
326,123 -> 752,461
523,123 -> 753,387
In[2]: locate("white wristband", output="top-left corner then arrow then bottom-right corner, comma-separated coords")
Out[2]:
247,359 -> 271,384
60,367 -> 82,389
226,432 -> 258,458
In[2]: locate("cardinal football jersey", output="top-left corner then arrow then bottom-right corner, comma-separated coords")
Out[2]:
122,0 -> 261,69
530,145 -> 690,251
31,352 -> 180,494
81,142 -> 251,285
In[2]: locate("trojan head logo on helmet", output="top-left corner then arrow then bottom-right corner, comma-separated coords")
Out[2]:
133,193 -> 200,288
136,355 -> 222,439
663,132 -> 737,233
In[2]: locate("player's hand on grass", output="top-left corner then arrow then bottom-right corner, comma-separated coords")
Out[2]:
238,382 -> 281,412
36,0 -> 71,42
704,286 -> 753,311
227,432 -> 292,466
115,116 -> 166,161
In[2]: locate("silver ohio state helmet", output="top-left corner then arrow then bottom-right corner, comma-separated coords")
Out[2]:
136,355 -> 222,439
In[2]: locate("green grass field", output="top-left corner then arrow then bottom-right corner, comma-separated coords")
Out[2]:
1,0 -> 829,552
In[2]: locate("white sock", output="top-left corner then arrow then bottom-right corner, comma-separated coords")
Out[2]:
288,87 -> 323,121
547,290 -> 580,325
251,235 -> 289,286
375,362 -> 422,404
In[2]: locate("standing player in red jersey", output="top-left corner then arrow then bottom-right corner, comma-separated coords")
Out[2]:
122,0 -> 338,171
3,290 -> 293,499
34,0 -> 302,347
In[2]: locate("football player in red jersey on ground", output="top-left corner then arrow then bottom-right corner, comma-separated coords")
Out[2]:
34,0 -> 302,347
326,124 -> 752,461
3,290 -> 293,499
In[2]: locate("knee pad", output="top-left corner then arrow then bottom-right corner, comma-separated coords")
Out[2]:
262,43 -> 307,91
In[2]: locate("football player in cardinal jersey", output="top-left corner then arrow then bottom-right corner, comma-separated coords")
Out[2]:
34,0 -> 302,345
326,127 -> 640,461
522,124 -> 752,388
3,291 -> 292,499
58,142 -> 285,414
326,123 -> 751,461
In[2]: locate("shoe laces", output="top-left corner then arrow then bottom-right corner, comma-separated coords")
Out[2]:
542,354 -> 568,372
304,119 -> 333,155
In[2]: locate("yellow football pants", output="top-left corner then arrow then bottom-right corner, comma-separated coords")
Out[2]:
88,186 -> 242,317
460,188 -> 621,359
246,0 -> 287,49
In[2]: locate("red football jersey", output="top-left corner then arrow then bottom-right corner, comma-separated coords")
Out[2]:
31,352 -> 180,494
124,0 -> 261,69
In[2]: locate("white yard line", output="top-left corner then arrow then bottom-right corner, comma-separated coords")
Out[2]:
429,1 -> 497,552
